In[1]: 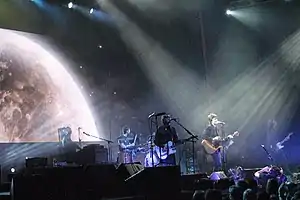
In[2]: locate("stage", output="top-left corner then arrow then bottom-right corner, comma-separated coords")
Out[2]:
0,141 -> 298,182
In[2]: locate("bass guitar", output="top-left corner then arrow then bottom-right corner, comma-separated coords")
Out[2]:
201,131 -> 239,154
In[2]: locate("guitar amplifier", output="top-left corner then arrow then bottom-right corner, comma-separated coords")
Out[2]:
78,144 -> 108,164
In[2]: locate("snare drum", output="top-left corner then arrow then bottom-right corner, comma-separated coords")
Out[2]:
118,151 -> 133,164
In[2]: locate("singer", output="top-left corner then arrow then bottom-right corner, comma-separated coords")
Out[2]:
201,113 -> 239,171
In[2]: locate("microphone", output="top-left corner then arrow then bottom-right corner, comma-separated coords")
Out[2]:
170,118 -> 179,121
148,112 -> 167,118
216,121 -> 225,125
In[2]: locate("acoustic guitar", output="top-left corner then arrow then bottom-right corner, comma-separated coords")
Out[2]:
201,131 -> 239,154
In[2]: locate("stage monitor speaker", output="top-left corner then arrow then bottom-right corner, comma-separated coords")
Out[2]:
25,157 -> 47,168
243,168 -> 261,180
125,166 -> 181,196
181,173 -> 212,191
117,162 -> 144,181
209,171 -> 227,181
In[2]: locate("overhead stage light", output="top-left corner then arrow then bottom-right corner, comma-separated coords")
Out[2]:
68,2 -> 73,9
90,8 -> 94,14
226,9 -> 233,15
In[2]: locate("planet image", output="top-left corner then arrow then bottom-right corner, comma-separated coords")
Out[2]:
0,28 -> 100,142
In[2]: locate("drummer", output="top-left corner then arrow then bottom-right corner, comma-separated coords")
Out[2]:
117,126 -> 138,163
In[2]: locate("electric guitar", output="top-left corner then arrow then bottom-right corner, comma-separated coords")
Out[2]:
155,139 -> 190,160
201,131 -> 239,154
274,132 -> 293,152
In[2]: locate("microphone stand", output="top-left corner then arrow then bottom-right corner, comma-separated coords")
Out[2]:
172,119 -> 198,174
148,116 -> 159,167
83,132 -> 114,162
261,145 -> 274,164
220,125 -> 226,172
78,127 -> 82,149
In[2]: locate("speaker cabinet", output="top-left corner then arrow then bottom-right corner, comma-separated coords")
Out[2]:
117,162 -> 144,180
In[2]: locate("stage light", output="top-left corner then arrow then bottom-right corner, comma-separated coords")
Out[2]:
10,168 -> 16,173
226,9 -> 233,15
68,2 -> 73,9
90,8 -> 94,14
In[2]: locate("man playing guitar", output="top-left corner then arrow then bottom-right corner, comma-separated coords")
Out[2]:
154,114 -> 178,166
117,126 -> 138,164
201,113 -> 239,171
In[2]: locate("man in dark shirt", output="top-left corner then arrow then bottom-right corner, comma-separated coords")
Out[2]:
154,115 -> 178,166
58,127 -> 80,163
118,126 -> 137,163
202,113 -> 222,171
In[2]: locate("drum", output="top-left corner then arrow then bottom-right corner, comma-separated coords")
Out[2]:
144,151 -> 159,167
118,151 -> 133,164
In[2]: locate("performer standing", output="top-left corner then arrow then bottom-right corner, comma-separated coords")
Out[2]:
202,113 -> 222,171
266,119 -> 293,175
267,119 -> 277,150
201,113 -> 239,171
117,126 -> 138,164
154,115 -> 178,166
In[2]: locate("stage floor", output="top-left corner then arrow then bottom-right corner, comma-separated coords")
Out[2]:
0,142 -> 298,178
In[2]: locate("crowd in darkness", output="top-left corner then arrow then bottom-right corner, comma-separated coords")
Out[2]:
191,178 -> 300,200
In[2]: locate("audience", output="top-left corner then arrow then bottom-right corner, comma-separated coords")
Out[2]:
257,191 -> 269,200
267,179 -> 279,196
229,185 -> 244,200
247,179 -> 259,193
237,180 -> 249,192
189,176 -> 300,200
243,189 -> 257,200
192,190 -> 205,200
205,189 -> 222,200
292,191 -> 300,200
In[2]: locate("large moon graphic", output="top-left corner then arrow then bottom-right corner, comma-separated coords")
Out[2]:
0,28 -> 100,142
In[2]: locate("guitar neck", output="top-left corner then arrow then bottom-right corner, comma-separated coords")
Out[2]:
281,133 -> 292,144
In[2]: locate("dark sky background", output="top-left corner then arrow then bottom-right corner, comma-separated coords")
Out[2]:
1,0 -> 300,166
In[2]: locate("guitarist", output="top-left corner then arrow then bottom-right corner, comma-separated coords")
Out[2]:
117,126 -> 138,164
202,113 -> 223,171
154,114 -> 178,166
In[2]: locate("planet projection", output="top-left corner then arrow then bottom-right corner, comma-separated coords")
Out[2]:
0,28 -> 100,142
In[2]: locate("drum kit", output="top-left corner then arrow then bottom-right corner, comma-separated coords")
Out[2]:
118,133 -> 158,167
